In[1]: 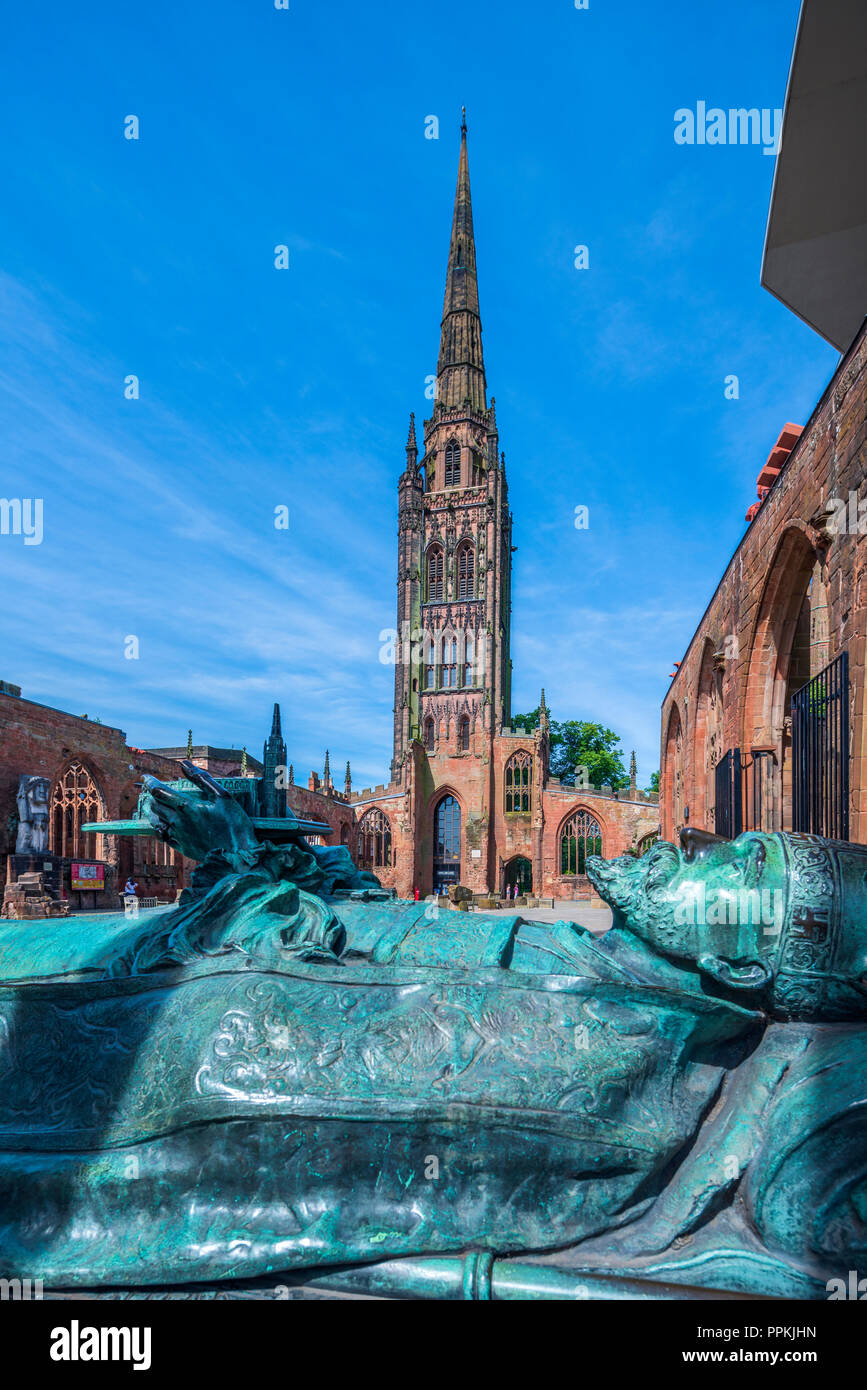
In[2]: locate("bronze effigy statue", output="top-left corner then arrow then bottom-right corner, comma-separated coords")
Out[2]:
0,765 -> 864,1299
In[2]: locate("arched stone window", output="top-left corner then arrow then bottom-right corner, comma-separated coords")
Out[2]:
559,809 -> 603,875
457,542 -> 475,599
51,760 -> 105,861
442,635 -> 457,687
427,546 -> 444,602
459,715 -> 470,752
462,631 -> 476,686
426,545 -> 444,602
340,823 -> 350,844
424,633 -> 437,689
505,750 -> 532,812
433,794 -> 461,890
357,809 -> 392,869
444,440 -> 461,488
636,831 -> 659,857
424,717 -> 436,752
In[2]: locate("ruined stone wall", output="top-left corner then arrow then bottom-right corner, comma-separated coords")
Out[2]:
660,320 -> 867,844
0,690 -> 191,904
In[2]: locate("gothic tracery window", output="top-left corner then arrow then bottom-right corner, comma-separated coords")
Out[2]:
559,810 -> 603,876
357,809 -> 392,870
424,717 -> 436,751
444,440 -> 461,488
424,634 -> 436,689
427,545 -> 444,602
442,635 -> 457,687
457,542 -> 475,599
459,716 -> 470,752
51,760 -> 105,861
463,631 -> 476,686
504,750 -> 532,813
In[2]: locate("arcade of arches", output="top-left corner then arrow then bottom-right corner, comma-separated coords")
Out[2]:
661,322 -> 867,846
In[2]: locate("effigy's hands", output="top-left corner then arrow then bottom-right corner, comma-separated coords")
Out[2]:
140,774 -> 259,863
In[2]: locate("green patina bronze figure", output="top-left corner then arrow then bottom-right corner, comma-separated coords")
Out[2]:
0,766 -> 865,1299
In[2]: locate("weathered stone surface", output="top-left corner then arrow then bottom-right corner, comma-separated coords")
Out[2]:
661,321 -> 867,844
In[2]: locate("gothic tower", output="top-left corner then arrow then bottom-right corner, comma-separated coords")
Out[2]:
391,112 -> 513,781
261,702 -> 287,817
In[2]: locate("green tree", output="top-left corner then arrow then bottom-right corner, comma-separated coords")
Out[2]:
511,707 -> 542,734
511,711 -> 630,789
646,770 -> 660,794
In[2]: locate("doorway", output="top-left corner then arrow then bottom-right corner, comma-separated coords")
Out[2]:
432,794 -> 461,892
504,857 -> 532,896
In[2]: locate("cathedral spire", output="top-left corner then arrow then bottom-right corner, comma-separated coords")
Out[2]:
437,111 -> 486,414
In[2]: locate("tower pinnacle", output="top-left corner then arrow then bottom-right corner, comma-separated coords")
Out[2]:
406,411 -> 418,468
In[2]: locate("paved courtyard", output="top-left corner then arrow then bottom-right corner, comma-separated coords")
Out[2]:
512,901 -> 613,934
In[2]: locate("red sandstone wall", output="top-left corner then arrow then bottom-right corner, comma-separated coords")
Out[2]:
351,728 -> 659,902
538,787 -> 660,899
287,782 -> 356,849
661,321 -> 867,844
0,692 -> 190,902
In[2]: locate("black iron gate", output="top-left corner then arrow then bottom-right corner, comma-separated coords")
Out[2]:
791,651 -> 850,840
747,749 -> 778,832
714,748 -> 742,839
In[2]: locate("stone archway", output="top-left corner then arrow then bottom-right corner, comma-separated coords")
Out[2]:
693,640 -> 723,832
742,526 -> 825,831
504,855 -> 532,896
432,792 -> 461,893
662,704 -> 684,838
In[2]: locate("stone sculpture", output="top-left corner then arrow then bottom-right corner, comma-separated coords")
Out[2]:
14,774 -> 50,854
0,769 -> 864,1299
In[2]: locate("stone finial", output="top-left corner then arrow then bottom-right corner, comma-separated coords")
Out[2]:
629,750 -> 637,795
186,730 -> 193,757
344,761 -> 351,795
289,763 -> 294,785
324,750 -> 331,787
241,747 -> 247,776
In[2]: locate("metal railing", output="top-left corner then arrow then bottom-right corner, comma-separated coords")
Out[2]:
714,748 -> 742,839
791,650 -> 850,840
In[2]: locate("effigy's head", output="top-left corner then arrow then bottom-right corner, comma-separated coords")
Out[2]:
587,829 -> 867,1021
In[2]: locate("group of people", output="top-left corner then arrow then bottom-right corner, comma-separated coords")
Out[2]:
502,882 -> 526,901
412,883 -> 527,902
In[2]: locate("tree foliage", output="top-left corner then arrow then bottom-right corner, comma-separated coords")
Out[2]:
511,709 -> 630,789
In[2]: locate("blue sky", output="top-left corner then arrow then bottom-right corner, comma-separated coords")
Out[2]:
0,0 -> 839,791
